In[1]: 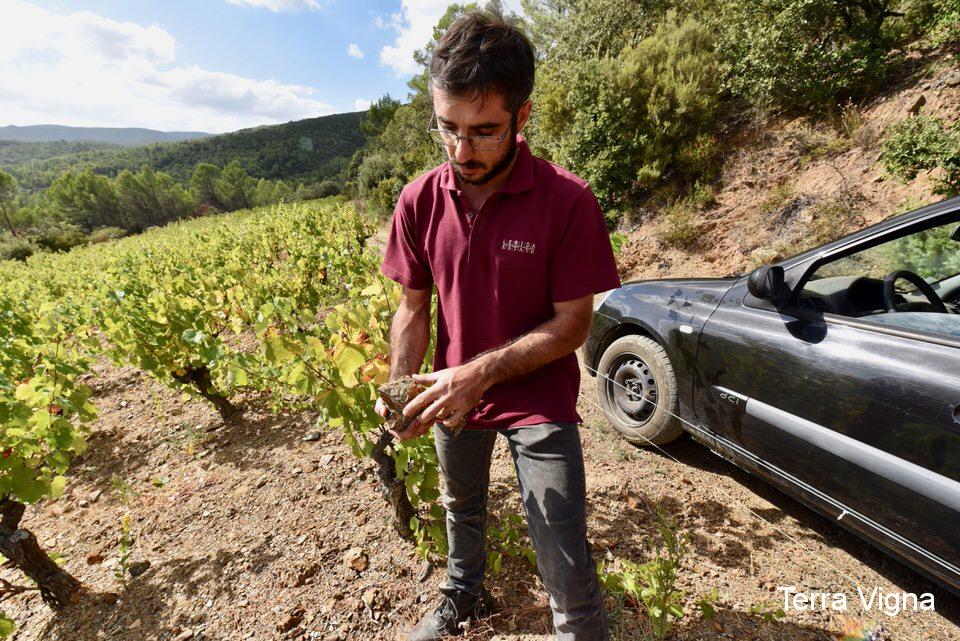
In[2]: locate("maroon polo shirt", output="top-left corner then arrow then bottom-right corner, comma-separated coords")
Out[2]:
381,135 -> 621,430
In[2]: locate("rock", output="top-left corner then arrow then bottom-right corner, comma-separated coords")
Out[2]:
907,94 -> 926,117
277,606 -> 305,632
945,71 -> 960,87
172,630 -> 194,641
294,563 -> 320,587
302,431 -> 322,442
319,454 -> 334,466
78,499 -> 90,508
128,560 -> 151,578
89,489 -> 102,502
362,588 -> 380,609
344,547 -> 368,573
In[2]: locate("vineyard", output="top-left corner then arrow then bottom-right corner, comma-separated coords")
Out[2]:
0,197 -> 459,636
1,196 -> 958,641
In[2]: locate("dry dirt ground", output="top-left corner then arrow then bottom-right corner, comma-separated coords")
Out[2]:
3,49 -> 959,641
0,354 -> 957,641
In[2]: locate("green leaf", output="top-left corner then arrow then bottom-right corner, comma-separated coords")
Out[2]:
50,475 -> 67,499
333,344 -> 366,387
264,336 -> 294,364
181,329 -> 205,345
226,366 -> 249,387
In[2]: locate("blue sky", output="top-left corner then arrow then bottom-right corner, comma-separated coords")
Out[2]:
0,0 -> 517,132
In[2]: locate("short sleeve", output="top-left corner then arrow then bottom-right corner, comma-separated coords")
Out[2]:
381,193 -> 433,290
549,186 -> 621,302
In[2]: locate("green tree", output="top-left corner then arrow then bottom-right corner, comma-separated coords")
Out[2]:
353,3 -> 476,198
190,163 -> 224,209
45,169 -> 123,232
536,10 -> 720,209
115,166 -> 191,230
215,160 -> 257,211
360,95 -> 403,140
714,0 -> 904,112
0,170 -> 18,236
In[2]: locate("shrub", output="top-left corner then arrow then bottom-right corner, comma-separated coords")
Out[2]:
537,10 -> 720,209
758,182 -> 796,215
0,235 -> 36,262
786,123 -> 848,160
658,201 -> 701,248
688,180 -> 717,209
370,177 -> 404,217
899,0 -> 960,46
716,0 -> 903,112
598,508 -> 688,640
28,222 -> 88,253
881,114 -> 960,196
675,134 -> 723,183
809,192 -> 864,245
357,154 -> 400,198
88,226 -> 127,244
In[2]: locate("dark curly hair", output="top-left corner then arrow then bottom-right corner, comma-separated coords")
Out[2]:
428,5 -> 535,114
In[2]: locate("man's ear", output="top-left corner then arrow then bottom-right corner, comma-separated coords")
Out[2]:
516,99 -> 532,133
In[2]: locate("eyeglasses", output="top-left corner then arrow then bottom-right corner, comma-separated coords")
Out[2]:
427,115 -> 512,151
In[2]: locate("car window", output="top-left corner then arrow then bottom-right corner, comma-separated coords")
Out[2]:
799,219 -> 960,339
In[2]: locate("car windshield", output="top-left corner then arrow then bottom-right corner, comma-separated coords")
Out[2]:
811,220 -> 960,287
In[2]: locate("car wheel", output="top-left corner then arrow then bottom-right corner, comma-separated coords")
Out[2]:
595,334 -> 683,446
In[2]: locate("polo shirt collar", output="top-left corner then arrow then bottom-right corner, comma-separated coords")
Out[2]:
439,134 -> 535,195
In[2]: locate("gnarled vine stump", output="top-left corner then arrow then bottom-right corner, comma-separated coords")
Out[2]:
0,499 -> 82,610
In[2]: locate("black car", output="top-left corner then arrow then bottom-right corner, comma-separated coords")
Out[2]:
583,196 -> 960,594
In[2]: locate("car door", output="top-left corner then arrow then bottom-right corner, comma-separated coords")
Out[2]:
692,276 -> 960,588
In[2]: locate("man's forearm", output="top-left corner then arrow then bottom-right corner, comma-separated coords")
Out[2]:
469,313 -> 585,388
388,301 -> 431,380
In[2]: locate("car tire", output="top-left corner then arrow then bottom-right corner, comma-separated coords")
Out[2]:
595,334 -> 683,446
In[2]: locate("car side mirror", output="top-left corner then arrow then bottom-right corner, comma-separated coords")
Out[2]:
748,265 -> 791,307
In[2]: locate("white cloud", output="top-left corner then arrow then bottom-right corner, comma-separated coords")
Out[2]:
374,12 -> 402,31
378,0 -> 452,76
353,98 -> 371,111
0,1 -> 334,132
225,0 -> 322,12
377,0 -> 525,77
347,43 -> 364,59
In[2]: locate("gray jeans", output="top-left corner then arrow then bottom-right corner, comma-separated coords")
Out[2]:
433,421 -> 610,641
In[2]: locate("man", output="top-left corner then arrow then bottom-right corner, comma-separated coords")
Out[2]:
376,7 -> 620,641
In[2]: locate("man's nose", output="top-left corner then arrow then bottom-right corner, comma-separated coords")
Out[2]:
453,137 -> 473,163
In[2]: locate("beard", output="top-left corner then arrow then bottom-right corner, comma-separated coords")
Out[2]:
452,123 -> 518,186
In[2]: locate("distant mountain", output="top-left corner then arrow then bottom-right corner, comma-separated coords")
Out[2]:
0,111 -> 367,192
0,124 -> 210,146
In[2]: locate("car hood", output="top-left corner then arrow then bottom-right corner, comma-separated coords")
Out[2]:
620,277 -> 741,300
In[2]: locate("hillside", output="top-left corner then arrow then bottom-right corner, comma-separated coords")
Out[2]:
0,125 -> 210,146
615,55 -> 960,283
1,111 -> 367,192
0,68 -> 958,641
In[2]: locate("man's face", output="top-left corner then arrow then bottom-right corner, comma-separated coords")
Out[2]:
431,88 -> 530,186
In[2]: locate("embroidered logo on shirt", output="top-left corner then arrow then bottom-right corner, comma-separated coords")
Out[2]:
501,239 -> 536,254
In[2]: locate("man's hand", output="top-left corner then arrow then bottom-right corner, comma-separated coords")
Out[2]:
389,362 -> 490,440
375,397 -> 389,420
